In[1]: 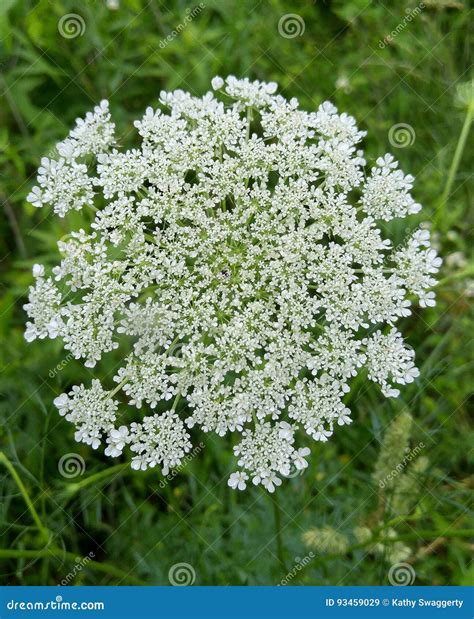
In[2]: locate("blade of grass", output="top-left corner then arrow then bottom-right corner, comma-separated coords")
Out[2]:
0,548 -> 146,585
0,452 -> 49,542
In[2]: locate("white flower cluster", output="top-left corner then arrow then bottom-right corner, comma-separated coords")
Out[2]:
24,77 -> 441,491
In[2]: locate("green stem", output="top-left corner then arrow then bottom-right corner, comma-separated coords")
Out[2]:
108,376 -> 128,399
0,452 -> 49,542
60,463 -> 129,501
164,335 -> 181,355
0,548 -> 146,585
439,100 -> 474,212
270,491 -> 287,573
246,105 -> 253,141
438,265 -> 474,286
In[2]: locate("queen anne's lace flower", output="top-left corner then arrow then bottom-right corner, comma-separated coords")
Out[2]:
27,157 -> 94,216
361,154 -> 421,221
128,412 -> 191,474
57,99 -> 115,158
53,380 -> 118,449
24,77 -> 441,490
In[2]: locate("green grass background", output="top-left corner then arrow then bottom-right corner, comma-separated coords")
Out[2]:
0,0 -> 472,586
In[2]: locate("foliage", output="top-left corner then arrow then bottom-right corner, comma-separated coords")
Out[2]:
0,0 -> 472,586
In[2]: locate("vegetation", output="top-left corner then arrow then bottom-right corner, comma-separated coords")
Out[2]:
0,0 -> 472,586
